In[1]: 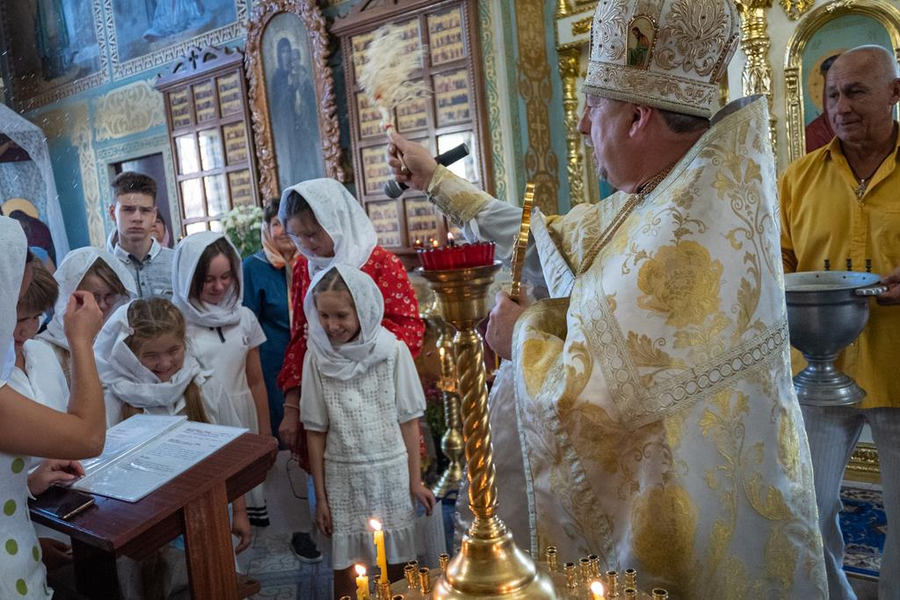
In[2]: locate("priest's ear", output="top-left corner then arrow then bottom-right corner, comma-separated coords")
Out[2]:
627,104 -> 655,139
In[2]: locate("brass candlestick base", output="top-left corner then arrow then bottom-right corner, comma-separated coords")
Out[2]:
419,262 -> 556,599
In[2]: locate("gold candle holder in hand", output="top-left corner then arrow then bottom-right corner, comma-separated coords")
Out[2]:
419,262 -> 556,599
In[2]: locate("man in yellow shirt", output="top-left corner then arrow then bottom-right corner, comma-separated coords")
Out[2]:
780,45 -> 900,599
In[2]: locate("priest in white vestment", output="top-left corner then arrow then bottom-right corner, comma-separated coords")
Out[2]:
389,0 -> 828,597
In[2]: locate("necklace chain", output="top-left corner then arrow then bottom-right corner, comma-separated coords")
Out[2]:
579,165 -> 674,276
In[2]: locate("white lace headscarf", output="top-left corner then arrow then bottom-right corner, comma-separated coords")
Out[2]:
279,179 -> 377,276
172,231 -> 244,328
40,248 -> 137,352
94,301 -> 202,415
0,216 -> 27,386
303,264 -> 396,381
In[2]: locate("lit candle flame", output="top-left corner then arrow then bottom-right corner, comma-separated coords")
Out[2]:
369,518 -> 382,531
447,232 -> 455,242
355,564 -> 366,577
590,580 -> 605,599
431,239 -> 439,248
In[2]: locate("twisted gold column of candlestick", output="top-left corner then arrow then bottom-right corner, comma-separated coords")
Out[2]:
419,262 -> 556,599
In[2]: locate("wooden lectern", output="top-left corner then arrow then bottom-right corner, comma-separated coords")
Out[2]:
30,433 -> 277,600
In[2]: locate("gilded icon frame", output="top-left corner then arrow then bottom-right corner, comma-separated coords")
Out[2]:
784,0 -> 900,163
245,0 -> 347,201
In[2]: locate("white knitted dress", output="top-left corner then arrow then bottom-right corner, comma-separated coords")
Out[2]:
301,341 -> 424,570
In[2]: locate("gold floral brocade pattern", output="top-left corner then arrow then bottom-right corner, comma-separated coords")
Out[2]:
514,99 -> 827,598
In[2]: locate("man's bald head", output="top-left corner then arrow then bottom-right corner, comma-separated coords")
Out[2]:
830,45 -> 899,85
826,45 -> 900,146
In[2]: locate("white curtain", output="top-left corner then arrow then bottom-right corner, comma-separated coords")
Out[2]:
0,103 -> 69,256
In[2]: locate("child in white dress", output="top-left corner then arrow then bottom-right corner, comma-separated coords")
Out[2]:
37,248 -> 136,387
300,265 -> 434,599
172,232 -> 270,525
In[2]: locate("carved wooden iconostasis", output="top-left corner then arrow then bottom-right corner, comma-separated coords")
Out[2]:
557,0 -> 898,482
332,0 -> 494,265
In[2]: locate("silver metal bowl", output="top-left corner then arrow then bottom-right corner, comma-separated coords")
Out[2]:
785,271 -> 887,406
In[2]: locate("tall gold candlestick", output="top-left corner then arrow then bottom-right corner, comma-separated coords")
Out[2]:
419,262 -> 556,599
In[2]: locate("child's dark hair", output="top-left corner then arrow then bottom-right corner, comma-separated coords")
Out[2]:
313,268 -> 353,304
190,238 -> 241,301
112,171 -> 157,201
263,198 -> 280,224
79,259 -> 129,297
123,298 -> 209,424
18,260 -> 58,314
282,190 -> 314,221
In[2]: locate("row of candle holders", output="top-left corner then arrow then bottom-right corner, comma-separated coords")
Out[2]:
543,545 -> 668,599
417,241 -> 496,271
339,555 -> 450,600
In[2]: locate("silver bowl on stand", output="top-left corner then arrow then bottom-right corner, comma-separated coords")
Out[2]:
785,271 -> 887,406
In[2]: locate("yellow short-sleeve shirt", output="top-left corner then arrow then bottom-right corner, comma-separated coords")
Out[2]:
780,130 -> 900,409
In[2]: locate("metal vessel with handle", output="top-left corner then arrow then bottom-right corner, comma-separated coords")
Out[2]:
785,271 -> 887,406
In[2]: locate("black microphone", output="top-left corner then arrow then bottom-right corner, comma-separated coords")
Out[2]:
384,143 -> 470,198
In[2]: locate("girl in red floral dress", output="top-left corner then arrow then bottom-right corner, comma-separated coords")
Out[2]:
275,178 -> 425,560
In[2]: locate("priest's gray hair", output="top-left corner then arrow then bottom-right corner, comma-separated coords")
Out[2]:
585,93 -> 708,134
659,109 -> 710,134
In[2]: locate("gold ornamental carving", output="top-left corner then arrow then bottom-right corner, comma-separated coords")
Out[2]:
736,0 -> 777,155
784,0 -> 900,163
780,0 -> 815,20
245,0 -> 347,201
93,79 -> 165,142
572,16 -> 593,36
516,0 -> 561,213
558,47 -> 586,205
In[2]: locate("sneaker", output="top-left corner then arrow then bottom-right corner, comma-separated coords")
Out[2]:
290,531 -> 323,563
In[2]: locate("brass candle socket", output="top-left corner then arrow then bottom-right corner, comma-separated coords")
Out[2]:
605,571 -> 618,597
373,580 -> 392,600
588,555 -> 600,578
404,565 -> 419,590
545,546 -> 558,572
419,568 -> 432,594
419,263 -> 556,599
624,569 -> 636,590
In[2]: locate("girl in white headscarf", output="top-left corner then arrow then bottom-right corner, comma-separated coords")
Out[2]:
172,231 -> 270,525
95,297 -> 251,551
275,179 -> 424,466
36,247 -> 136,386
0,216 -> 106,599
300,265 -> 434,599
8,260 -> 68,413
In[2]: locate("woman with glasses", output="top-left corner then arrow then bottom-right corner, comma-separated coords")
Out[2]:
36,248 -> 137,388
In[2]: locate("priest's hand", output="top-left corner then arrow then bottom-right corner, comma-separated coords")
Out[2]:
486,292 -> 529,361
879,265 -> 900,305
388,131 -> 437,191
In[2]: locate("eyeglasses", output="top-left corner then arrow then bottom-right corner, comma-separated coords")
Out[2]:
92,293 -> 124,309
